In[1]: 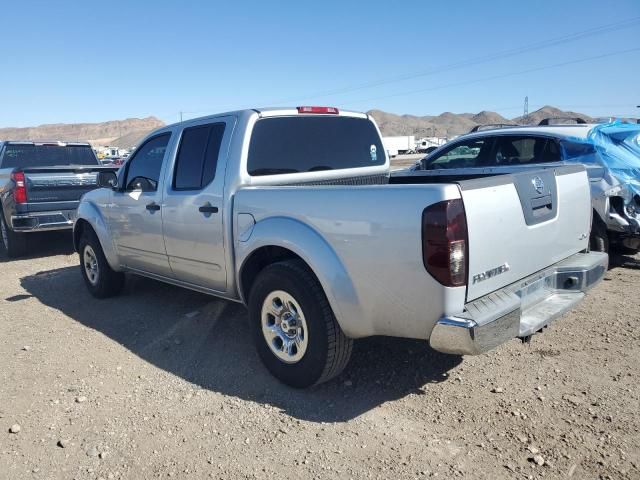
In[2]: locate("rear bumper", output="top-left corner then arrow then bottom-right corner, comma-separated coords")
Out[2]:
11,210 -> 76,232
429,251 -> 608,355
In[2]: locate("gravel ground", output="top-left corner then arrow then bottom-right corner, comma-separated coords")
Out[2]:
1,232 -> 639,480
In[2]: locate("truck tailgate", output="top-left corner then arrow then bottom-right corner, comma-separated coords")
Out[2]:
21,166 -> 116,209
461,165 -> 591,301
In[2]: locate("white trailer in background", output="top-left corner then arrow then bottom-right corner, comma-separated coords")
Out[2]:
382,136 -> 415,157
416,136 -> 448,153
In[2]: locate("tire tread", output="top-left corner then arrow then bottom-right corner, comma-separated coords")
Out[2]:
275,260 -> 353,385
0,214 -> 28,258
79,229 -> 124,298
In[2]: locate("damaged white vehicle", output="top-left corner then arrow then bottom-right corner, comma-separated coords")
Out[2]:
408,119 -> 640,255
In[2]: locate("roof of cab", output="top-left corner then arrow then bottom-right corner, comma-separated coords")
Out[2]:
163,107 -> 369,129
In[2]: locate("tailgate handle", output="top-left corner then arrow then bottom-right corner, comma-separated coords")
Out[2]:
531,194 -> 552,217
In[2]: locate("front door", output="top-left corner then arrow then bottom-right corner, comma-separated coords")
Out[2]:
161,117 -> 234,292
110,132 -> 173,276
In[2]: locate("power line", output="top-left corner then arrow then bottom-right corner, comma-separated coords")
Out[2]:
266,17 -> 640,105
338,47 -> 640,108
167,17 -> 640,118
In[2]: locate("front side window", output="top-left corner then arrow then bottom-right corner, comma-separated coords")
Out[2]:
173,123 -> 225,190
422,138 -> 490,170
247,116 -> 385,176
125,134 -> 170,192
492,136 -> 560,165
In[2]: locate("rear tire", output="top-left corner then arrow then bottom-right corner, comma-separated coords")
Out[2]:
249,260 -> 353,388
0,214 -> 28,258
78,229 -> 124,298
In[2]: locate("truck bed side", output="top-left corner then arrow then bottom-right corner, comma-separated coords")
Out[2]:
234,184 -> 465,340
234,166 -> 592,341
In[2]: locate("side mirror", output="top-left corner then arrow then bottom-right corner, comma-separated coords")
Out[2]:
97,171 -> 118,189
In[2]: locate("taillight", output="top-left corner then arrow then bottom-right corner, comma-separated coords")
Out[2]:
422,199 -> 468,287
296,106 -> 339,114
11,172 -> 27,204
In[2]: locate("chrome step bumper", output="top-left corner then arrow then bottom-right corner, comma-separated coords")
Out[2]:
429,251 -> 608,355
11,210 -> 76,232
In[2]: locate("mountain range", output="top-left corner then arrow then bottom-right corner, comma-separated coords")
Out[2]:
0,106 -> 595,148
368,105 -> 595,138
0,117 -> 165,149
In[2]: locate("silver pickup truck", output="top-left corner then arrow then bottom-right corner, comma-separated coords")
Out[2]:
73,107 -> 607,388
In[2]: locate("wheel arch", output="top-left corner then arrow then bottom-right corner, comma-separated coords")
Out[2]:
236,217 -> 365,338
74,202 -> 120,271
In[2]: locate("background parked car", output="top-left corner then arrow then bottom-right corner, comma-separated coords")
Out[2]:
406,119 -> 640,255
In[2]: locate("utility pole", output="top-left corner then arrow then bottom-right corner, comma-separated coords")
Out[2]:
179,111 -> 183,122
523,96 -> 529,125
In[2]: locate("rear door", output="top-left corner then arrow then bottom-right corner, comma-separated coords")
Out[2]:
161,117 -> 234,292
110,133 -> 173,276
461,165 -> 591,301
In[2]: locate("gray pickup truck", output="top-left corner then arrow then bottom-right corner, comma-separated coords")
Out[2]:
74,107 -> 607,387
0,141 -> 118,257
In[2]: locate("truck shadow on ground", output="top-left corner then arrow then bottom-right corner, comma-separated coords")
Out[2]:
21,266 -> 461,423
0,231 -> 74,263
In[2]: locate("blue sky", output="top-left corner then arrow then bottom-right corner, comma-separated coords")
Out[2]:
0,0 -> 638,127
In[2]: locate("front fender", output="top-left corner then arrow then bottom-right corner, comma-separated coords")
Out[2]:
75,200 -> 120,271
236,216 -> 367,338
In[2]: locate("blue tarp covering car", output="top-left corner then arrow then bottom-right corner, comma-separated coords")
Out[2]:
588,122 -> 640,198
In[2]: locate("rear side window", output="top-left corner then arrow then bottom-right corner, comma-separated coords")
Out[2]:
125,134 -> 170,192
173,123 -> 225,190
247,116 -> 385,176
492,136 -> 561,165
423,138 -> 490,170
0,144 -> 99,168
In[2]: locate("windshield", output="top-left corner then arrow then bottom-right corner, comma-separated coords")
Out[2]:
0,144 -> 99,168
247,116 -> 385,176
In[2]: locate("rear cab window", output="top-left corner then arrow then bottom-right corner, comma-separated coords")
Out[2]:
0,144 -> 99,168
247,116 -> 385,176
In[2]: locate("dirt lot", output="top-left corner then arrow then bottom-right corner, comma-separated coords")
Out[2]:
1,233 -> 639,480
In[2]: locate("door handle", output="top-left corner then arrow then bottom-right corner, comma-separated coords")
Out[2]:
198,203 -> 219,214
146,202 -> 161,212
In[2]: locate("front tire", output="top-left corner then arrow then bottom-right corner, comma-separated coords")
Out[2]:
78,229 -> 124,298
249,260 -> 353,388
0,214 -> 28,258
589,216 -> 609,253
